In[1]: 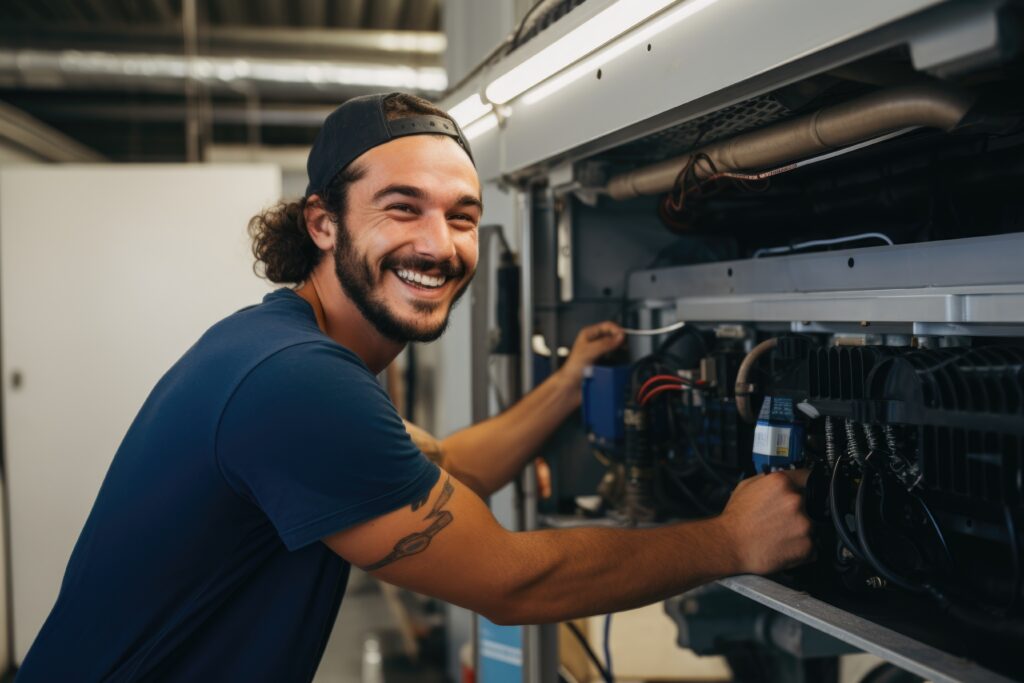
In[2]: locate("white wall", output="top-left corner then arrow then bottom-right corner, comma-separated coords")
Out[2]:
0,138 -> 44,674
0,165 -> 280,663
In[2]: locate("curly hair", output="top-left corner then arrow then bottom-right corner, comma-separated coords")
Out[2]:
248,93 -> 455,284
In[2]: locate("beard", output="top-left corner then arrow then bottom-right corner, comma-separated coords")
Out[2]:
333,219 -> 473,343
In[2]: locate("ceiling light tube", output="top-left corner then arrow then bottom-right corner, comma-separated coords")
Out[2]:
484,0 -> 677,105
463,112 -> 499,141
448,93 -> 492,128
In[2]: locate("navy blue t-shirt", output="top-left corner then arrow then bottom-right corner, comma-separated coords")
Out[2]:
17,289 -> 440,682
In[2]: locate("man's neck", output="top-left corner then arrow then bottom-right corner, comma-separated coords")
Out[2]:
294,275 -> 404,374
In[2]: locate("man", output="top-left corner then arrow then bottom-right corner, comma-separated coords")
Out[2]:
17,93 -> 811,682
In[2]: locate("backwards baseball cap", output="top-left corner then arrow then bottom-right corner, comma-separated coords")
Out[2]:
305,92 -> 474,198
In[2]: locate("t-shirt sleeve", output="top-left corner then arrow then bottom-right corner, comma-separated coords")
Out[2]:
216,342 -> 440,551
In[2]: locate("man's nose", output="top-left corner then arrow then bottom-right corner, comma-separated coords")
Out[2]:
413,210 -> 457,262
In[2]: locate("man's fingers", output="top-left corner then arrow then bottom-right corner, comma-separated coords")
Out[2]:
781,468 -> 810,490
535,457 -> 552,499
584,321 -> 624,343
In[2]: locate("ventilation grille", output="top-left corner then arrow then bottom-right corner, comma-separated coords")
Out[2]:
601,95 -> 794,164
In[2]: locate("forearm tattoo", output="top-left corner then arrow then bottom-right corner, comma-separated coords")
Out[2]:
365,477 -> 455,571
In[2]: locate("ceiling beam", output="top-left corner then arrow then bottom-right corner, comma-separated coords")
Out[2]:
298,0 -> 327,28
213,0 -> 247,27
368,0 -> 403,30
0,99 -> 105,161
334,0 -> 366,29
403,0 -> 439,32
145,0 -> 177,23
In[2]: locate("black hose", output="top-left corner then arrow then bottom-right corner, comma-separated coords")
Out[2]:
829,454 -> 866,562
922,583 -> 1024,640
854,469 -> 925,594
565,622 -> 613,683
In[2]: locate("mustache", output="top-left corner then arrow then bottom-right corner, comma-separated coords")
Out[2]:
380,253 -> 467,280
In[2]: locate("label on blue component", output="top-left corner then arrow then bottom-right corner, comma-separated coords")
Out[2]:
753,423 -> 793,456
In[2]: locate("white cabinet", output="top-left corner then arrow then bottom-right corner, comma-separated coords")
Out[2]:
0,165 -> 281,663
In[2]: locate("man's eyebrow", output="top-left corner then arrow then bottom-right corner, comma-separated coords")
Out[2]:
372,184 -> 425,202
455,195 -> 484,211
373,184 -> 483,211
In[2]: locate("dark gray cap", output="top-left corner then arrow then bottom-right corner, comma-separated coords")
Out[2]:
304,92 -> 474,197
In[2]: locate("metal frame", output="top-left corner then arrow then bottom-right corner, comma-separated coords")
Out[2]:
719,576 -> 1018,683
625,232 -> 1024,330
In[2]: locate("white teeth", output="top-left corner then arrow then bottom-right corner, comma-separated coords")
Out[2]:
395,268 -> 446,289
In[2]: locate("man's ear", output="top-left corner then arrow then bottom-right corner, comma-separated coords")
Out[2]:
303,195 -> 336,252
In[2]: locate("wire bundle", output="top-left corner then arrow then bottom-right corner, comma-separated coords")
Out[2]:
635,373 -> 705,407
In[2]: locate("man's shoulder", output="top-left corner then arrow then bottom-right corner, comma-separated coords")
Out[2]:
197,289 -> 344,365
170,289 -> 368,398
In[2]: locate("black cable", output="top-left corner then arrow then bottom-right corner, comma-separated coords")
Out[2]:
565,621 -> 613,683
679,423 -> 733,488
1005,504 -> 1021,611
662,464 -> 714,515
829,454 -> 866,562
509,0 -> 549,53
854,469 -> 925,594
441,0 -> 551,99
656,324 -> 709,358
603,614 -> 614,683
442,40 -> 509,99
912,494 -> 953,570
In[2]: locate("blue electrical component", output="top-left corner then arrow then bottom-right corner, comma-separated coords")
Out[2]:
582,364 -> 631,446
752,396 -> 805,473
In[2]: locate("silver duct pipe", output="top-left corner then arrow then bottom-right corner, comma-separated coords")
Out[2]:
605,84 -> 976,200
0,48 -> 448,96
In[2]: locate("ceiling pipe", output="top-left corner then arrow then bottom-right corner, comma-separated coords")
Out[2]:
0,48 -> 447,96
0,24 -> 446,61
605,84 -> 977,201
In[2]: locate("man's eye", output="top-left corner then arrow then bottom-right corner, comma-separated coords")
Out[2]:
449,214 -> 477,224
387,204 -> 417,213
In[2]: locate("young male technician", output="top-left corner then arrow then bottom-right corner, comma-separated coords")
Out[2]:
17,93 -> 812,682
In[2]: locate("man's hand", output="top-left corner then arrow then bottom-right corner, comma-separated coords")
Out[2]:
716,470 -> 814,575
560,321 -> 626,388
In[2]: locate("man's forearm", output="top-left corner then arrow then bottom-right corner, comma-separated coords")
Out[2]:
488,517 -> 742,625
440,368 -> 580,497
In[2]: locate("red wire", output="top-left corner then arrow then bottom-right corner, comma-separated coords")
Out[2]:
640,384 -> 687,406
636,374 -> 706,403
637,374 -> 686,400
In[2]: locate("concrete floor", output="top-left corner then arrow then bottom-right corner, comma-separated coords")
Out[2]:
313,569 -> 447,683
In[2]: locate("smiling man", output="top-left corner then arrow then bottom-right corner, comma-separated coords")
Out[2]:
17,93 -> 812,682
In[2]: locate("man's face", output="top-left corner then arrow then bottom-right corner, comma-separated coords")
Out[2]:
332,134 -> 481,343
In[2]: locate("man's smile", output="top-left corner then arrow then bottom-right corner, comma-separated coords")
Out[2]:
392,267 -> 447,289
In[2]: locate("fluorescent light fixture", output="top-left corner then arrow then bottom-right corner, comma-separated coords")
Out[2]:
447,93 -> 492,128
464,113 -> 499,141
485,0 -> 678,105
522,0 -> 720,106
